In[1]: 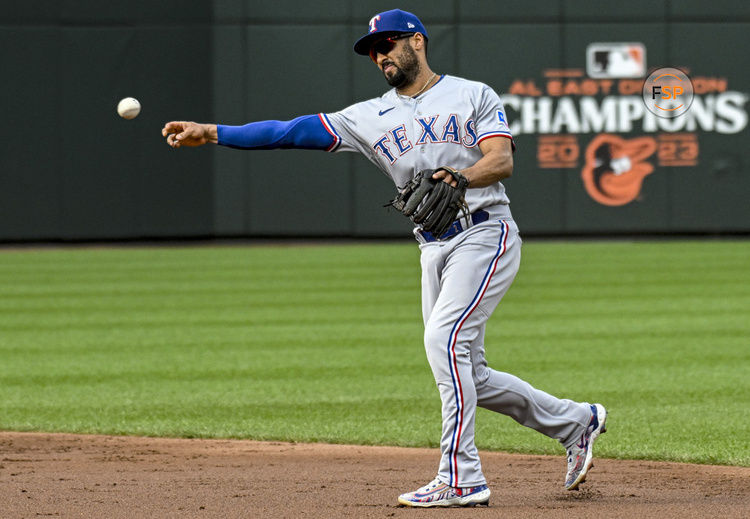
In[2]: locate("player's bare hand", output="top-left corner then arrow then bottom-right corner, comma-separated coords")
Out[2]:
161,121 -> 218,148
433,168 -> 459,187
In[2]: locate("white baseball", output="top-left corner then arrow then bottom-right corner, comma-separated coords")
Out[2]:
117,97 -> 141,119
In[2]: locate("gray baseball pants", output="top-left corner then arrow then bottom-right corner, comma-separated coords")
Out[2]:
419,217 -> 592,487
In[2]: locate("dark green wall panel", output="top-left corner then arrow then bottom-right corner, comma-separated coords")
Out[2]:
0,2 -> 60,23
132,27 -> 214,237
239,25 -> 352,235
351,156 -> 414,236
668,0 -> 750,20
213,25 -> 250,235
214,0 -> 245,23
243,25 -> 351,119
459,24 -> 566,233
51,26 -> 214,239
667,23 -> 750,231
234,0 -> 351,23
0,28 -> 62,239
562,0 -> 667,22
244,150 -> 352,235
458,0 -> 561,22
58,29 -> 140,239
2,1 -> 749,241
352,1 -> 455,24
60,1 -> 212,24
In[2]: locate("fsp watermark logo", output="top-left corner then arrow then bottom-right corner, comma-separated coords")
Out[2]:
642,67 -> 694,118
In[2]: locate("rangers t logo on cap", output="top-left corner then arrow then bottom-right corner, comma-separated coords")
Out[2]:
369,15 -> 381,33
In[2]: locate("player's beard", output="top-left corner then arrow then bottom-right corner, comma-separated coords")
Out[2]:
383,44 -> 420,89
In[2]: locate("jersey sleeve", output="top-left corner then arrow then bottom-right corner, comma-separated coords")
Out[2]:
320,103 -> 373,156
474,85 -> 515,151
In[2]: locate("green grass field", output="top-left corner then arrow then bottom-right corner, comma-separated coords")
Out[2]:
0,240 -> 748,466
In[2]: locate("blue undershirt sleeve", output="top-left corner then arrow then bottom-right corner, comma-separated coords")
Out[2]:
216,114 -> 337,151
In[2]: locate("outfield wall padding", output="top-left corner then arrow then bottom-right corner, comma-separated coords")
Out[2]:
1,1 -> 748,240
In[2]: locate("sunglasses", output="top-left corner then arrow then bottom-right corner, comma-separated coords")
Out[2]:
369,33 -> 415,62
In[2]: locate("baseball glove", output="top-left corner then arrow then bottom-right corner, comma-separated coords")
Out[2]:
387,167 -> 470,238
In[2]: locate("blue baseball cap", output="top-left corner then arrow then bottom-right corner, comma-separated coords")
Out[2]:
353,9 -> 428,55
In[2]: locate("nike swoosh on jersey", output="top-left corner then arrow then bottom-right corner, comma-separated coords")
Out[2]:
379,107 -> 395,116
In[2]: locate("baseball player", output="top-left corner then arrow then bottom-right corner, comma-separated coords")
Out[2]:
162,9 -> 607,508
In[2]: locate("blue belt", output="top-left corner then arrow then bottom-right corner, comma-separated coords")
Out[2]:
420,210 -> 490,242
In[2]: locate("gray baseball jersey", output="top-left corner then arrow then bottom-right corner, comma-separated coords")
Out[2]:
322,75 -> 513,216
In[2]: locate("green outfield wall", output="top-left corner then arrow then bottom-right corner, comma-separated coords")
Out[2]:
1,1 -> 748,240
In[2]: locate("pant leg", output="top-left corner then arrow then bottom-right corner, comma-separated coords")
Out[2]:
421,220 -> 519,487
420,240 -> 445,325
466,223 -> 591,448
472,352 -> 591,447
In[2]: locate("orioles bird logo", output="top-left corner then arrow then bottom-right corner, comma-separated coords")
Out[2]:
581,134 -> 657,206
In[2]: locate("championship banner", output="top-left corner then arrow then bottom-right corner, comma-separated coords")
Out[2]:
499,42 -> 749,207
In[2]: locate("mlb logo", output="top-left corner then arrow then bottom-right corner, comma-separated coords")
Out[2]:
586,43 -> 646,78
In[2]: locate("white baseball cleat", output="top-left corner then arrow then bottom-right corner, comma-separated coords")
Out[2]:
398,477 -> 490,507
565,403 -> 608,490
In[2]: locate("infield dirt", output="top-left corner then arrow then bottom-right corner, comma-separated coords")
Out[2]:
1,432 -> 748,518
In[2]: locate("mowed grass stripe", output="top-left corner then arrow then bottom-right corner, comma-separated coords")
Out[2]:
0,241 -> 748,466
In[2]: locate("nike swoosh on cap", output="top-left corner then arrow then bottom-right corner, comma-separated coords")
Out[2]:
379,107 -> 395,116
